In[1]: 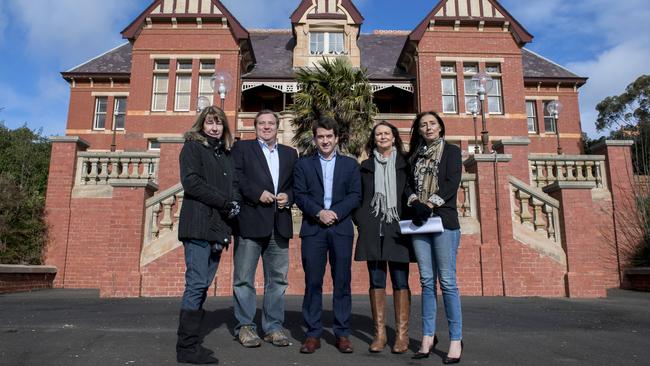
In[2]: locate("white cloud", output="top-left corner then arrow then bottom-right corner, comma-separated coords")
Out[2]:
503,0 -> 650,137
0,76 -> 69,135
6,0 -> 142,67
568,39 -> 650,137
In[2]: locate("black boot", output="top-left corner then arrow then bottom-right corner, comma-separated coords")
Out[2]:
177,309 -> 218,364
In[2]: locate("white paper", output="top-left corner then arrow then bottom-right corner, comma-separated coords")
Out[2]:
398,217 -> 444,235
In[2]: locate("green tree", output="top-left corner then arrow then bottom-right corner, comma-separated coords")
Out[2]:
0,120 -> 51,264
596,75 -> 650,174
595,75 -> 650,267
291,57 -> 378,157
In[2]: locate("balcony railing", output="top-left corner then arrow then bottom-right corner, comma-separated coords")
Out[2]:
76,152 -> 160,185
529,154 -> 607,189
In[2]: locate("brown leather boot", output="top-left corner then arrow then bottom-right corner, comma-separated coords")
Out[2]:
392,289 -> 411,353
369,289 -> 387,352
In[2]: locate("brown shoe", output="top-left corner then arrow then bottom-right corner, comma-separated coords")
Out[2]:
392,289 -> 411,353
335,336 -> 354,353
300,337 -> 321,354
369,289 -> 387,352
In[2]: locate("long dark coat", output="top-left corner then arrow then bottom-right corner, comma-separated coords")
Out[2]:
177,131 -> 239,246
353,154 -> 415,263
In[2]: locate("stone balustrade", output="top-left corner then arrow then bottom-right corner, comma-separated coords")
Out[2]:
458,173 -> 477,218
509,176 -> 562,247
529,154 -> 607,189
143,183 -> 184,246
77,152 -> 160,185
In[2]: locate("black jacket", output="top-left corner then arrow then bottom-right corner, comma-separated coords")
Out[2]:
231,139 -> 298,239
177,131 -> 239,246
412,143 -> 462,230
353,154 -> 415,263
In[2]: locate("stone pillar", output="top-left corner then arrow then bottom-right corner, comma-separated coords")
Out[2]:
464,153 -> 512,295
156,136 -> 185,191
100,180 -> 158,297
591,140 -> 635,282
544,181 -> 613,297
493,137 -> 531,181
43,136 -> 89,287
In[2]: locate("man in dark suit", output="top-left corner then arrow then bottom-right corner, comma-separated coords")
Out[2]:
231,110 -> 298,348
293,116 -> 361,354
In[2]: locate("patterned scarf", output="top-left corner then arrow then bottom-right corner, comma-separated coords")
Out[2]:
371,148 -> 400,223
414,138 -> 445,202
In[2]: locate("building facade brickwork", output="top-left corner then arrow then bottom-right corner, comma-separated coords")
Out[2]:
44,0 -> 634,298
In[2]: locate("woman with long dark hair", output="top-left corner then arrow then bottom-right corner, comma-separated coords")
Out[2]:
353,121 -> 416,353
176,106 -> 240,364
406,111 -> 463,364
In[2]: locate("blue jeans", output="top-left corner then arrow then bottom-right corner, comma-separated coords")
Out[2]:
233,234 -> 289,335
412,229 -> 462,340
181,239 -> 222,311
367,261 -> 410,290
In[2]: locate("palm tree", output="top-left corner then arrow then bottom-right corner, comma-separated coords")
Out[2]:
291,57 -> 377,157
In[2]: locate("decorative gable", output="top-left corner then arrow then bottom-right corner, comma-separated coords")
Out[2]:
290,0 -> 364,69
149,0 -> 223,15
409,0 -> 532,45
121,0 -> 249,43
290,0 -> 364,24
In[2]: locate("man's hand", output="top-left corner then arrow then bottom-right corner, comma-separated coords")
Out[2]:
276,192 -> 289,209
317,210 -> 338,226
259,190 -> 276,204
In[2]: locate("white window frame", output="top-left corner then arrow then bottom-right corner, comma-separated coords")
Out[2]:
441,77 -> 458,114
175,74 -> 192,111
310,32 -> 345,55
200,60 -> 215,71
543,101 -> 556,133
151,75 -> 169,112
113,97 -> 127,131
526,100 -> 537,133
198,74 -> 214,105
148,139 -> 161,150
487,77 -> 503,115
93,97 -> 107,130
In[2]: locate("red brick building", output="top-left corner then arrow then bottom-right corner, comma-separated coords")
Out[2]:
44,0 -> 636,297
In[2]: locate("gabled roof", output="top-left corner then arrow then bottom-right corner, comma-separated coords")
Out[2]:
121,0 -> 250,42
241,31 -> 410,81
522,48 -> 587,85
290,0 -> 364,24
61,43 -> 132,80
409,0 -> 533,45
61,34 -> 586,86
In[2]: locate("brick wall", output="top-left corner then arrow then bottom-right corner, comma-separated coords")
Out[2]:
0,265 -> 57,294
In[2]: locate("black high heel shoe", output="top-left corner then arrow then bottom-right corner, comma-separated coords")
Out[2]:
411,335 -> 438,359
442,340 -> 463,364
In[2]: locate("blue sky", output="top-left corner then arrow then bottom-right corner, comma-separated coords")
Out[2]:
0,0 -> 648,137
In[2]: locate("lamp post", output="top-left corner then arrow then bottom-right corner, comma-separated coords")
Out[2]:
547,100 -> 564,154
211,71 -> 233,109
471,71 -> 493,153
196,96 -> 211,113
466,97 -> 480,154
110,122 -> 117,152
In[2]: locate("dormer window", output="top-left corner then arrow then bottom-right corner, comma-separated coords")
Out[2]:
309,32 -> 345,55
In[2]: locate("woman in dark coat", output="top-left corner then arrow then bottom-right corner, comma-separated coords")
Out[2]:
176,106 -> 240,364
353,121 -> 416,354
406,111 -> 463,363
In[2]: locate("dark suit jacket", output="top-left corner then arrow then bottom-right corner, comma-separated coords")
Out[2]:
293,153 -> 361,238
231,139 -> 298,239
